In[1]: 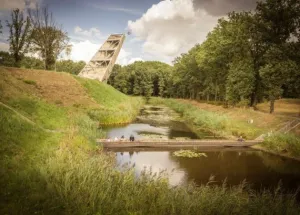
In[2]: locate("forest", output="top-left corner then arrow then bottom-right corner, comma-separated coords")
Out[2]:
1,0 -> 300,114
108,0 -> 300,113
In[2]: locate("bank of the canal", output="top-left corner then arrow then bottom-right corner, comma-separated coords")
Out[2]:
102,105 -> 217,141
102,102 -> 300,195
2,67 -> 300,214
145,97 -> 300,161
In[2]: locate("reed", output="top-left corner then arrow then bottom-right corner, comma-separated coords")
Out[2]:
1,68 -> 300,214
149,97 -> 264,139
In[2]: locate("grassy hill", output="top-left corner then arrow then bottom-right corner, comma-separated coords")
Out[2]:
1,67 -> 299,214
0,67 -> 143,214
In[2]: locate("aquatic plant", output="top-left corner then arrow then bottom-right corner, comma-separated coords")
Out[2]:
173,150 -> 207,158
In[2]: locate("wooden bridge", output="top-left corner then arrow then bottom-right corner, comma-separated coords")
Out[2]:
97,139 -> 262,148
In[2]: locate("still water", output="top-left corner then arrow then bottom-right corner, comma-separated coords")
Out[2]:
103,105 -> 300,191
103,105 -> 213,140
109,148 -> 300,191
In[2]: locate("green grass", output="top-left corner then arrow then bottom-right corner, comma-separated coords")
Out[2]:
23,79 -> 37,86
39,151 -> 300,215
7,97 -> 68,130
1,68 -> 300,214
76,77 -> 144,124
149,97 -> 262,139
262,133 -> 300,158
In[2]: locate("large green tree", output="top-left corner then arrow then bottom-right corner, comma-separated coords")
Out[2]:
254,0 -> 300,112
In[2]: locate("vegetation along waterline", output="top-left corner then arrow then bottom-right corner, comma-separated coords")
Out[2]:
0,66 -> 300,214
148,97 -> 300,160
1,0 -> 300,213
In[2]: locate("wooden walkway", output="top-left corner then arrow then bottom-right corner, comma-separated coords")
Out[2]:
97,139 -> 262,148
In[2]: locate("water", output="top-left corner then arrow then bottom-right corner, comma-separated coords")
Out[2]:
103,105 -> 212,140
103,105 -> 300,191
109,148 -> 300,191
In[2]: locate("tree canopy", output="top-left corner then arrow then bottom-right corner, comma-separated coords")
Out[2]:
109,0 -> 300,113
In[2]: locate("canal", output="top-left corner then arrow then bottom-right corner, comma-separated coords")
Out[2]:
103,105 -> 300,191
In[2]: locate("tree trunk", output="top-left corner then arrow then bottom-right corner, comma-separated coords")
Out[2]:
250,58 -> 261,107
270,99 -> 275,114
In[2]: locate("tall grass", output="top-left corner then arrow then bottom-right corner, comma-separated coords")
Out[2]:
150,97 -> 263,139
76,77 -> 144,124
39,151 -> 300,215
262,133 -> 300,158
1,69 -> 300,214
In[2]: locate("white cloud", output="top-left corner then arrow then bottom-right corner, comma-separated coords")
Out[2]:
0,42 -> 9,52
69,40 -> 141,65
116,49 -> 144,66
1,0 -> 38,10
128,57 -> 144,64
74,26 -> 103,39
69,40 -> 99,62
128,0 -> 219,61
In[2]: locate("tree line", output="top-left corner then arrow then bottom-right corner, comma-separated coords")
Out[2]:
108,61 -> 172,98
1,5 -> 71,70
108,0 -> 300,113
0,51 -> 85,75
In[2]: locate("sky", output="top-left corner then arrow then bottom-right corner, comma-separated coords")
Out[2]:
0,0 -> 258,65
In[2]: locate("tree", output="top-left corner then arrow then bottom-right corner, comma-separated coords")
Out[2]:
56,60 -> 85,74
29,6 -> 70,70
0,20 -> 2,34
254,0 -> 300,112
6,9 -> 31,67
108,64 -> 122,86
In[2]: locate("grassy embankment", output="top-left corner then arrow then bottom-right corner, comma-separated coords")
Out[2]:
150,97 -> 300,159
1,67 -> 300,214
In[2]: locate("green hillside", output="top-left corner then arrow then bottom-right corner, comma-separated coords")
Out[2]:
0,67 -> 143,214
1,67 -> 299,214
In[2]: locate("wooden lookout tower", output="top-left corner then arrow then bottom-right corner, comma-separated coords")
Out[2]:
78,34 -> 125,82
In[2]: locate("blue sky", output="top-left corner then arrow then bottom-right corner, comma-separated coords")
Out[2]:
0,0 -> 258,65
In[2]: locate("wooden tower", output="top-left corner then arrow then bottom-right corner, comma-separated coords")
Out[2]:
78,34 -> 125,82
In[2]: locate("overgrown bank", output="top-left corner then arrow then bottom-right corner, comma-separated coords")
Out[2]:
1,67 -> 300,214
149,97 -> 278,140
149,97 -> 300,160
258,134 -> 300,160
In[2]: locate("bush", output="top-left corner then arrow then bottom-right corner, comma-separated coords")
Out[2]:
23,79 -> 37,86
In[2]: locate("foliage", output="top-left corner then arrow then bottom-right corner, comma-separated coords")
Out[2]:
149,97 -> 264,140
1,67 -> 300,214
76,77 -> 144,125
56,59 -> 85,75
109,0 -> 300,114
173,150 -> 207,158
29,6 -> 71,70
6,9 -> 31,67
108,61 -> 172,98
23,79 -> 37,85
0,51 -> 85,74
262,133 -> 300,157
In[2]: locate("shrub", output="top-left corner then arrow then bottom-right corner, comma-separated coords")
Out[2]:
23,79 -> 37,86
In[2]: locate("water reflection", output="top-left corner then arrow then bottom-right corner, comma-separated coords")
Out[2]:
103,105 -> 205,140
112,148 -> 300,191
116,150 -> 187,186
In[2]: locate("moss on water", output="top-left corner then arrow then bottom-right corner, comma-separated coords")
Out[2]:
173,150 -> 207,158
